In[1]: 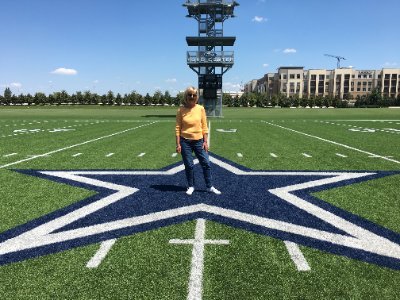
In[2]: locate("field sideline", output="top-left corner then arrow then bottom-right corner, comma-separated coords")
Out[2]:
0,106 -> 399,299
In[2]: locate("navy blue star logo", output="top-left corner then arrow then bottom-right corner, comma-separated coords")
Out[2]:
1,154 -> 399,269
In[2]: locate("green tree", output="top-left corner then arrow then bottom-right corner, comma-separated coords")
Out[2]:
75,91 -> 83,104
3,87 -> 12,104
4,87 -> 12,102
106,90 -> 115,105
233,95 -> 240,107
270,95 -> 278,107
34,92 -> 47,105
369,88 -> 382,106
175,92 -> 184,106
240,93 -> 248,107
315,95 -> 323,107
60,90 -> 69,104
164,91 -> 172,106
115,93 -> 123,105
144,93 -> 152,106
222,93 -> 232,106
152,90 -> 162,105
25,93 -> 33,105
255,93 -> 265,107
395,95 -> 400,106
299,97 -> 306,108
247,93 -> 257,107
292,95 -> 300,107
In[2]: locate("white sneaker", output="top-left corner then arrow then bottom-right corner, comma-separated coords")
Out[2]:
207,186 -> 221,195
186,187 -> 195,195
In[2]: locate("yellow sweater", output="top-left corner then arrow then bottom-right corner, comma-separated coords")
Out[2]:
175,104 -> 208,140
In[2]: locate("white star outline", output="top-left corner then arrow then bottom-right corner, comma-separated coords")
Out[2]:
1,155 -> 400,266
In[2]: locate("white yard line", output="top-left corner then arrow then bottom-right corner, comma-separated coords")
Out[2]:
86,239 -> 116,268
172,153 -> 178,158
302,153 -> 312,158
237,153 -> 243,158
3,153 -> 18,158
336,153 -> 348,158
284,241 -> 311,271
72,153 -> 82,157
262,121 -> 400,165
0,122 -> 158,169
106,153 -> 115,157
169,219 -> 229,300
270,153 -> 278,158
137,153 -> 146,157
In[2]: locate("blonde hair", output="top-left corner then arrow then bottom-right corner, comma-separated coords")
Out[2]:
182,86 -> 198,106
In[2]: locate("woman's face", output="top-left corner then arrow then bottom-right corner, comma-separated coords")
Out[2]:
186,91 -> 198,107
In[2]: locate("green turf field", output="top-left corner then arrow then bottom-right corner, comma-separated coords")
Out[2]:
0,106 -> 399,299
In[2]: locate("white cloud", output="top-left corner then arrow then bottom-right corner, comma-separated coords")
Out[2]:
166,78 -> 177,83
383,62 -> 397,67
263,63 -> 269,68
252,16 -> 267,23
283,48 -> 297,54
93,80 -> 99,84
223,82 -> 241,91
10,82 -> 22,88
0,82 -> 22,89
51,68 -> 78,75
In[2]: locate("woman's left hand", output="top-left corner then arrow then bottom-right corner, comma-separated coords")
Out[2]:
202,141 -> 209,152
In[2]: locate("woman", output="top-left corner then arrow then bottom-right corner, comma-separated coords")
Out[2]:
175,86 -> 221,196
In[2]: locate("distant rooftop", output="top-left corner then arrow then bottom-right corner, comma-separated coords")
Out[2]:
278,66 -> 304,70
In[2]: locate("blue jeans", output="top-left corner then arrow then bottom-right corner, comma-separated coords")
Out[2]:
180,137 -> 212,188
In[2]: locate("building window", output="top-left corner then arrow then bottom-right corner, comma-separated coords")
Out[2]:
290,74 -> 295,79
311,75 -> 316,80
357,88 -> 361,91
283,75 -> 287,79
297,74 -> 301,79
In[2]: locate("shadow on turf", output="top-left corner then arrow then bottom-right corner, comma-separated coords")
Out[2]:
150,185 -> 210,194
150,185 -> 186,192
142,115 -> 176,118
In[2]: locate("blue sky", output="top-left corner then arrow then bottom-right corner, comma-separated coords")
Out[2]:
1,0 -> 399,96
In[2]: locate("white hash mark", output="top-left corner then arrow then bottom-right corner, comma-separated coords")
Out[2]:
284,241 -> 311,271
86,239 -> 116,268
169,219 -> 229,300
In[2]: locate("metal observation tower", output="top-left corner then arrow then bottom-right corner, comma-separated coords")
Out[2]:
183,0 -> 239,117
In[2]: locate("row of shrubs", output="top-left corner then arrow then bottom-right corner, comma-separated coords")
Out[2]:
2,88 -> 399,108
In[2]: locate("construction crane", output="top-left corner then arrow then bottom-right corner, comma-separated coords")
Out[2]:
324,54 -> 346,69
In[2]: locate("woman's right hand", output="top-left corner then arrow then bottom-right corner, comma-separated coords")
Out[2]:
176,145 -> 181,153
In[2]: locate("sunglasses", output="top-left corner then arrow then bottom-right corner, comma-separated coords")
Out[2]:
187,93 -> 197,98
